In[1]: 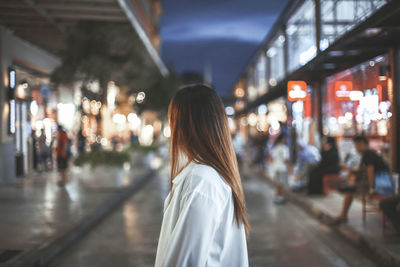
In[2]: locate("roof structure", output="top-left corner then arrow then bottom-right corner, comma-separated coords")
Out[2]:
0,0 -> 168,76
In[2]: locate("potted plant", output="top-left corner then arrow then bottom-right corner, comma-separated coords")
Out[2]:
127,142 -> 164,167
74,150 -> 130,188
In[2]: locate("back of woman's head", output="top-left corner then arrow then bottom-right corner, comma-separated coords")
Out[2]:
169,84 -> 249,234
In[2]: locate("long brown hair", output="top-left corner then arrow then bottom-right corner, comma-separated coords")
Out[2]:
168,84 -> 250,235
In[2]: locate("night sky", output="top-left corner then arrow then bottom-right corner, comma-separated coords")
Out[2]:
160,0 -> 289,96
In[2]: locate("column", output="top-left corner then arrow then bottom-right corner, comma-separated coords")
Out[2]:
0,27 -> 16,184
389,47 -> 400,173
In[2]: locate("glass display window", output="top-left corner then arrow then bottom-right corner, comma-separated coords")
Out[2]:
246,66 -> 258,101
320,0 -> 387,50
286,0 -> 316,72
255,53 -> 267,96
267,33 -> 285,85
322,54 -> 391,155
291,85 -> 313,143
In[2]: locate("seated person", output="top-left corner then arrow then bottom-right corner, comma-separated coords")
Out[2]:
380,196 -> 400,233
333,136 -> 394,224
308,136 -> 340,195
292,140 -> 321,190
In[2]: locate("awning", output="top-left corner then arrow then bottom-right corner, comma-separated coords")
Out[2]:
0,0 -> 168,76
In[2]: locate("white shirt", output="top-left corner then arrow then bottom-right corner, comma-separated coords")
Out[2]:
270,143 -> 290,173
155,162 -> 249,267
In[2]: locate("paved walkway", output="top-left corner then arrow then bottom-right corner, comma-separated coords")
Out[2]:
0,164 -> 151,265
257,164 -> 400,267
49,167 -> 169,267
49,167 -> 377,267
306,192 -> 400,264
242,174 -> 377,267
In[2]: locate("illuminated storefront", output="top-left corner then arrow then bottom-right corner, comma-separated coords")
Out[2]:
255,54 -> 268,96
266,34 -> 285,86
287,81 -> 314,144
246,53 -> 269,102
2,64 -> 60,176
322,55 -> 393,163
233,0 -> 400,172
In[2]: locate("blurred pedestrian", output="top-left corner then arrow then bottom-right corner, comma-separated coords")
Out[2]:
232,132 -> 245,169
48,137 -> 55,170
111,135 -> 118,150
130,130 -> 139,146
155,85 -> 249,267
31,130 -> 38,170
56,125 -> 69,186
333,136 -> 394,224
38,128 -> 51,171
308,136 -> 340,195
269,133 -> 290,204
292,140 -> 321,190
253,133 -> 268,170
77,128 -> 86,153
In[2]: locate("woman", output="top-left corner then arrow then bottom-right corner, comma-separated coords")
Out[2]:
155,85 -> 249,267
308,136 -> 341,195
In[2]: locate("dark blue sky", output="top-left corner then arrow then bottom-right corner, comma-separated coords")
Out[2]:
160,0 -> 288,96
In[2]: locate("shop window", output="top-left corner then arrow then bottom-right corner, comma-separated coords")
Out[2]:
267,34 -> 285,84
320,0 -> 387,50
286,0 -> 316,72
255,54 -> 267,96
291,85 -> 314,143
322,54 -> 391,159
247,66 -> 258,101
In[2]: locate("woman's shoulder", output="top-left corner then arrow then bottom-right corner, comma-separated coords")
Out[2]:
183,163 -> 231,204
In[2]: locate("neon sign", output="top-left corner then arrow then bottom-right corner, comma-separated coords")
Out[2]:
334,81 -> 353,101
287,81 -> 307,102
9,100 -> 16,134
8,68 -> 16,135
8,68 -> 16,100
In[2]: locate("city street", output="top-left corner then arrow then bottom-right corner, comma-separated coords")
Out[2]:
49,167 -> 377,267
1,1 -> 400,267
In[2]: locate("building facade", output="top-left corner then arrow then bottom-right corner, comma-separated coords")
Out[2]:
0,0 -> 166,184
232,0 -> 400,174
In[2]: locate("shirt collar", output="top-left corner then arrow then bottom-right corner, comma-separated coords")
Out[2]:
172,161 -> 195,185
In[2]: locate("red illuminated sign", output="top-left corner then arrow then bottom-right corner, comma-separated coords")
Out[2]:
335,81 -> 353,101
287,81 -> 307,102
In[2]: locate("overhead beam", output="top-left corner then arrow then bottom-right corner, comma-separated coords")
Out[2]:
49,12 -> 127,22
11,26 -> 62,33
23,0 -> 65,34
118,0 -> 169,76
36,1 -> 122,13
0,18 -> 50,25
0,10 -> 42,18
47,9 -> 125,18
0,1 -> 30,9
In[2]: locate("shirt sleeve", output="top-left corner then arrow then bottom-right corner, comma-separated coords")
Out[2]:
162,191 -> 220,267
